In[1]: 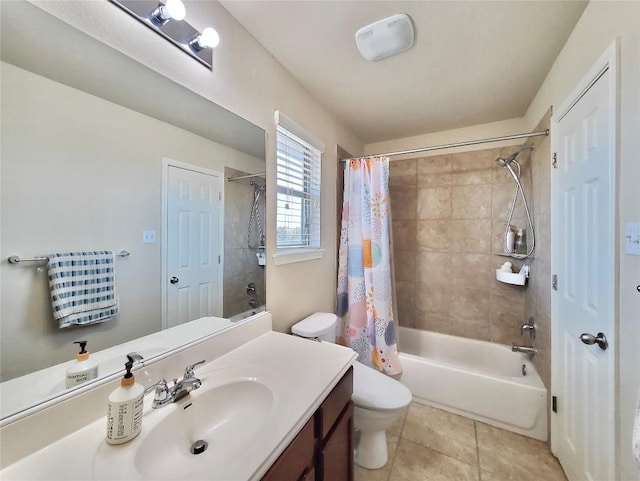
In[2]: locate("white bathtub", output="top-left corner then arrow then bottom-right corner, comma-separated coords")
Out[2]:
397,326 -> 547,441
229,305 -> 266,322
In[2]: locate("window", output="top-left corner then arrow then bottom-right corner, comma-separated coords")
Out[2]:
275,112 -> 324,260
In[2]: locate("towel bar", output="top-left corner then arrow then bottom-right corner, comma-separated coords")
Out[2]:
7,250 -> 130,264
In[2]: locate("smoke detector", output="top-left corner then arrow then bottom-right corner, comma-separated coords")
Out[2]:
355,13 -> 415,62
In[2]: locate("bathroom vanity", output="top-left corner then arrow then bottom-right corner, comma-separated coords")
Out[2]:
262,368 -> 353,481
0,313 -> 357,480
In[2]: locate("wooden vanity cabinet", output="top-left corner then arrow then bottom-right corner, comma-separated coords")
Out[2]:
261,367 -> 354,481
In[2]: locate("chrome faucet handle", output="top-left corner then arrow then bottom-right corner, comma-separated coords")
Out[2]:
183,360 -> 206,379
144,379 -> 171,408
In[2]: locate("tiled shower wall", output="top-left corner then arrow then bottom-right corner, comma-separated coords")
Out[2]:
524,109 -> 553,391
390,145 -> 534,346
223,167 -> 266,317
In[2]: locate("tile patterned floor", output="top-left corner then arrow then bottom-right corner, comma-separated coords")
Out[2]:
355,403 -> 567,481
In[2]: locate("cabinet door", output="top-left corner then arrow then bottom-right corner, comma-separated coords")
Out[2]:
319,402 -> 353,481
262,418 -> 315,481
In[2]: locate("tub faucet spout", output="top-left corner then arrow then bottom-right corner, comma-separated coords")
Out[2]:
512,345 -> 537,355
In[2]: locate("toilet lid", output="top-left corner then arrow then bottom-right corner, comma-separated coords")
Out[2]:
352,361 -> 413,411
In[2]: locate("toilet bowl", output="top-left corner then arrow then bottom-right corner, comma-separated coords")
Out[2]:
291,313 -> 412,469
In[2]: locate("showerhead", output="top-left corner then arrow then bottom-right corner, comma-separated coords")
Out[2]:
495,146 -> 534,167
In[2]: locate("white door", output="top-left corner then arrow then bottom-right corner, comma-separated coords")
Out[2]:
165,163 -> 223,328
551,55 -> 616,480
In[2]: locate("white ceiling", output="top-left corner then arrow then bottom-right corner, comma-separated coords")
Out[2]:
220,0 -> 588,143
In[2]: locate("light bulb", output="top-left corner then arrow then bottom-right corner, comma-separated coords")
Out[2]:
161,0 -> 185,21
198,28 -> 220,49
149,0 -> 185,26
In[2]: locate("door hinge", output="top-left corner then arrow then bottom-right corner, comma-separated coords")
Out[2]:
552,396 -> 558,413
218,192 -> 222,201
552,152 -> 558,169
218,255 -> 221,264
552,274 -> 558,291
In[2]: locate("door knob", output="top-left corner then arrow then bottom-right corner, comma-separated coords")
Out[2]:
170,276 -> 179,284
579,332 -> 608,350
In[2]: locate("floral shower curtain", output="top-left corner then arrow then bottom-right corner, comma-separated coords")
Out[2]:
336,157 -> 401,375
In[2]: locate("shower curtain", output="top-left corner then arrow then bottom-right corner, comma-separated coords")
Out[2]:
336,157 -> 401,375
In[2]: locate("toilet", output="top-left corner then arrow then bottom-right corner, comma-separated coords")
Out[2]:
292,312 -> 412,469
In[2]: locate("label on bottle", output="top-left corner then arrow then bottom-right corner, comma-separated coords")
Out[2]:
65,364 -> 98,389
106,394 -> 144,444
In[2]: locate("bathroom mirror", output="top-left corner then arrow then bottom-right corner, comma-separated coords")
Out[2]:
0,1 -> 266,419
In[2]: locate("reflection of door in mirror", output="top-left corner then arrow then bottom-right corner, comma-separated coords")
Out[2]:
164,161 -> 223,328
224,168 -> 266,318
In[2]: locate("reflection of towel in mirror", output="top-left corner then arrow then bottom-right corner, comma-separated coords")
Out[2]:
47,251 -> 119,328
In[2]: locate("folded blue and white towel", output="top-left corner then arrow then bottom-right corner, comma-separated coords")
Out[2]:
47,251 -> 119,328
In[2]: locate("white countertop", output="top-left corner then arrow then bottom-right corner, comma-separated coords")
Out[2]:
0,331 -> 357,480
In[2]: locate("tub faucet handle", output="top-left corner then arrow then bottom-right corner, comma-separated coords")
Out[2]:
520,317 -> 536,339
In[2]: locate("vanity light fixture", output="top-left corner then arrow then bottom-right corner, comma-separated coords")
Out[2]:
109,0 -> 217,69
148,0 -> 186,27
189,27 -> 220,52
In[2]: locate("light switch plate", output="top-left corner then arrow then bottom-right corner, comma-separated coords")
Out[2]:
143,230 -> 157,244
625,222 -> 640,256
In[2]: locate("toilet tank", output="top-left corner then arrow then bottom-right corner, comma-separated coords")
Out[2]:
291,312 -> 337,343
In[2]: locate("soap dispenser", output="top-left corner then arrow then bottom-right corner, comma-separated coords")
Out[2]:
106,353 -> 144,445
66,340 -> 98,389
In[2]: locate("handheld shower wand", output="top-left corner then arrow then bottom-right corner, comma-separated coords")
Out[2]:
495,146 -> 535,259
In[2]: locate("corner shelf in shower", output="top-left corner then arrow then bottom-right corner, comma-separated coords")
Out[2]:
495,267 -> 529,286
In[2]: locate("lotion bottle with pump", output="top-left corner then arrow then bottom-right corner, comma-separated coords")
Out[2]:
66,340 -> 98,389
106,353 -> 144,445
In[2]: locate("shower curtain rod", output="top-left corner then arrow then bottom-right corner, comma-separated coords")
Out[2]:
339,129 -> 549,162
227,172 -> 266,181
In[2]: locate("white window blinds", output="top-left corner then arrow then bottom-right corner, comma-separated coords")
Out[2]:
275,112 -> 324,249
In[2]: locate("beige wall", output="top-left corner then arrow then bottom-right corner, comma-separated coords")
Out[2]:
389,146 -> 531,345
29,0 -> 364,333
523,2 -> 640,478
0,62 -> 263,380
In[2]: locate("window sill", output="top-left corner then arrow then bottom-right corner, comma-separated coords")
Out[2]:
272,248 -> 325,266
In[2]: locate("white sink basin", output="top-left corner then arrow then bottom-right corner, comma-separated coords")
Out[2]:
93,366 -> 277,480
135,380 -> 274,479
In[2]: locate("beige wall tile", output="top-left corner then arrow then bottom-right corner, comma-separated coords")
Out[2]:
417,154 -> 452,174
417,155 -> 452,188
451,219 -> 492,253
417,187 -> 451,219
451,150 -> 494,185
451,253 -> 492,288
451,185 -> 491,219
396,280 -> 416,328
490,324 -> 522,345
492,183 -> 527,221
416,252 -> 451,287
394,252 -> 417,282
449,319 -> 491,341
390,159 -> 417,188
490,287 -> 525,326
390,186 -> 417,220
450,287 -> 491,322
392,221 -> 417,251
415,282 -> 450,317
414,312 -> 450,334
417,220 -> 451,252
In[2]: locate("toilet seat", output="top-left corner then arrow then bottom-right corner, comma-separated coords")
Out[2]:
352,361 -> 412,411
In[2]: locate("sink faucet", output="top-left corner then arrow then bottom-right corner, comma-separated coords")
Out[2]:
145,360 -> 206,408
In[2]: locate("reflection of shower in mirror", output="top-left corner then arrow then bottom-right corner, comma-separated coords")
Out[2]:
249,181 -> 266,249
